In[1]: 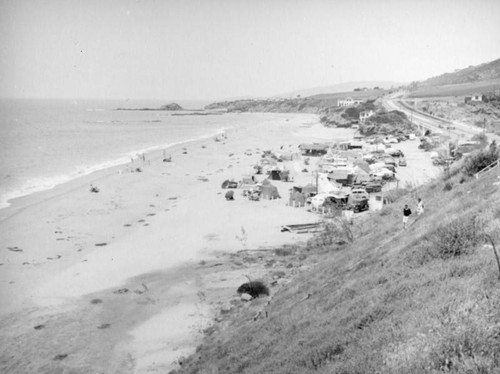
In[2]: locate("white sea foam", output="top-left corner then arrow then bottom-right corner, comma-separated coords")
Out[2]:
0,126 -> 232,209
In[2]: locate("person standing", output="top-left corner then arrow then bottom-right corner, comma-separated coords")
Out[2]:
416,198 -> 424,216
403,204 -> 412,229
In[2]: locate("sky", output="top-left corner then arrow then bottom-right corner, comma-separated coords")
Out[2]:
1,0 -> 500,101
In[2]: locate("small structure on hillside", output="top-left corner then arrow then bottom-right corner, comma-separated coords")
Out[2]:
359,110 -> 375,122
369,193 -> 384,211
465,94 -> 484,104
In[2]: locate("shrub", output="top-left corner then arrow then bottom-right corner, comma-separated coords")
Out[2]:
428,216 -> 483,259
463,148 -> 499,176
307,219 -> 353,249
383,188 -> 409,204
443,181 -> 453,191
236,281 -> 269,298
274,247 -> 293,256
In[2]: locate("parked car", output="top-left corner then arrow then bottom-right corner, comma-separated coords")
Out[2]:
365,182 -> 383,193
398,158 -> 407,166
353,198 -> 369,213
348,188 -> 369,205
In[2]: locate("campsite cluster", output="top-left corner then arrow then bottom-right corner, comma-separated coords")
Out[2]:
220,133 -> 419,220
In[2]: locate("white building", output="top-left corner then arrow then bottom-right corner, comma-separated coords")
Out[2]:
359,110 -> 374,122
338,97 -> 355,107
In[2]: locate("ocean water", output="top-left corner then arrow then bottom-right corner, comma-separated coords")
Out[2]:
0,98 -> 240,209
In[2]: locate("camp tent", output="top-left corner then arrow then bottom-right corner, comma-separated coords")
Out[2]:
353,166 -> 371,183
328,167 -> 355,186
289,190 -> 306,207
277,152 -> 295,161
260,180 -> 281,200
317,173 -> 342,194
269,169 -> 290,181
221,180 -> 238,189
301,183 -> 317,196
239,175 -> 258,189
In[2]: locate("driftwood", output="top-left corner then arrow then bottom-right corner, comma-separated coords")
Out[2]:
281,222 -> 323,233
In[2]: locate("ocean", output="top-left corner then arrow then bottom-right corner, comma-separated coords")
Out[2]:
0,98 -> 240,209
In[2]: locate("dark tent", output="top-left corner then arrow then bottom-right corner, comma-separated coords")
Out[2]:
225,190 -> 235,200
221,180 -> 238,189
269,169 -> 290,181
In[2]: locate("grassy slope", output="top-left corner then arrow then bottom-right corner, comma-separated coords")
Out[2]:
175,159 -> 500,373
409,79 -> 500,98
204,90 -> 386,113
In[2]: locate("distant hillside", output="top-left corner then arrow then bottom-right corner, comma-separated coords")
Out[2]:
205,90 -> 415,134
420,58 -> 500,87
277,81 -> 405,98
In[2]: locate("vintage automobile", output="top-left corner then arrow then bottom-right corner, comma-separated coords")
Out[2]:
353,198 -> 369,213
364,181 -> 383,193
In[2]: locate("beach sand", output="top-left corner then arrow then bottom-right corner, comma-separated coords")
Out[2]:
0,113 -> 440,373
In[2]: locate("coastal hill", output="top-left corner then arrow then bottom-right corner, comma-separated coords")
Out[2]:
205,90 -> 416,136
276,81 -> 405,99
205,89 -> 386,113
420,58 -> 500,87
175,145 -> 500,373
409,57 -> 500,97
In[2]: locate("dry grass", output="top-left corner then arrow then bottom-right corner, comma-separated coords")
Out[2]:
173,168 -> 500,374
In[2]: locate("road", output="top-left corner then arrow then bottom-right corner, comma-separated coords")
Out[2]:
381,96 -> 483,142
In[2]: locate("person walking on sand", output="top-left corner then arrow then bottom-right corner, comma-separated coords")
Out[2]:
403,204 -> 412,229
416,198 -> 424,216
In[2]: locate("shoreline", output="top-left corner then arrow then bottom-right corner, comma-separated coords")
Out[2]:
0,112 -> 441,373
0,124 -> 232,213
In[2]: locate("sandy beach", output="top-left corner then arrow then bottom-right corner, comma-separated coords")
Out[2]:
0,112 -> 440,373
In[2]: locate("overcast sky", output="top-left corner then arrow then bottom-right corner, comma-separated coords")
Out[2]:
1,0 -> 499,101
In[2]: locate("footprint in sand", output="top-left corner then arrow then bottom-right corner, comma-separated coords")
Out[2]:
7,246 -> 23,252
124,224 -> 132,227
90,298 -> 102,304
53,354 -> 68,361
146,213 -> 155,216
34,324 -> 45,330
138,219 -> 145,223
95,243 -> 107,247
97,323 -> 111,329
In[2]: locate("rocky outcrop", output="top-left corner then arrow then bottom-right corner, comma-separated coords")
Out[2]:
160,103 -> 183,111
